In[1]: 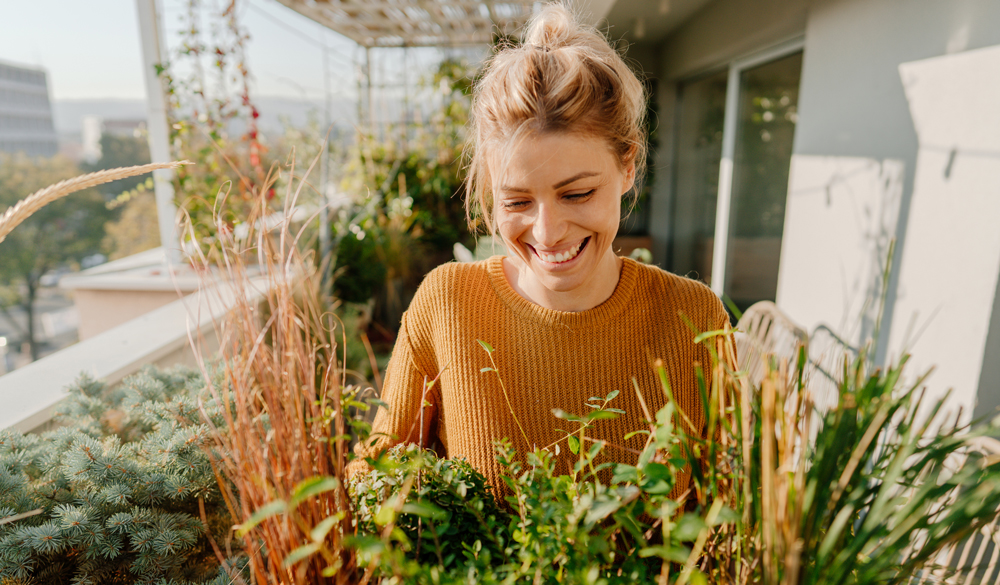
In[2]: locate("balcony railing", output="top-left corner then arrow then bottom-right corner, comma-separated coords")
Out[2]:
0,279 -> 253,433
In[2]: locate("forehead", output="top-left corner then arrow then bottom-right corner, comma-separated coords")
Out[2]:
492,131 -> 619,186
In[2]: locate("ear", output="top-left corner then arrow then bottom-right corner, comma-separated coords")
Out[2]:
621,160 -> 637,194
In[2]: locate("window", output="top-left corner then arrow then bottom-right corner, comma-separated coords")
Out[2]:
671,40 -> 804,316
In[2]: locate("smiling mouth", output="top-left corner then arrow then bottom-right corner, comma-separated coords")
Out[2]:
530,237 -> 590,264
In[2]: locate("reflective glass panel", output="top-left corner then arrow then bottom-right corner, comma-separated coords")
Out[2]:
724,51 -> 802,312
670,70 -> 728,283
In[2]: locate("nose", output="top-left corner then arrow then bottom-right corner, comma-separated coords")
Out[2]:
532,202 -> 569,247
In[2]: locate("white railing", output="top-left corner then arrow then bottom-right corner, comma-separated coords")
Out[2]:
0,282 -> 249,433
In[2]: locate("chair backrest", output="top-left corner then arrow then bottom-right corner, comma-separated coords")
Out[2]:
735,301 -> 808,390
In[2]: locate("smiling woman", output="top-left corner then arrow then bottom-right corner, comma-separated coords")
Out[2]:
348,3 -> 731,499
496,131 -> 634,312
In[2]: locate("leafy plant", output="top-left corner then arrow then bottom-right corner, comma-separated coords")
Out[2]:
332,58 -> 478,335
312,332 -> 1000,584
157,0 -> 277,252
350,444 -> 508,573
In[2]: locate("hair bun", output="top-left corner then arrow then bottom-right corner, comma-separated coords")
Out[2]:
523,4 -> 581,51
464,1 -> 647,234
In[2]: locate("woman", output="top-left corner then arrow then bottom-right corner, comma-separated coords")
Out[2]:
350,4 -> 729,500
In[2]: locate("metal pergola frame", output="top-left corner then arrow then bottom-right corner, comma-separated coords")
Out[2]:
273,0 -> 537,48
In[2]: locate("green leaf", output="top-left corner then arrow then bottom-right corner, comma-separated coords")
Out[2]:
637,443 -> 657,469
237,500 -> 287,537
567,435 -> 580,455
374,503 -> 396,527
480,367 -> 494,373
688,568 -> 709,585
673,514 -> 707,542
310,513 -> 344,543
552,409 -> 583,422
586,410 -> 619,422
585,499 -> 622,524
624,430 -> 650,441
605,389 -> 620,401
693,329 -> 727,344
612,464 -> 638,484
477,339 -> 494,353
640,545 -> 692,563
290,476 -> 340,507
401,501 -> 447,521
283,542 -> 320,567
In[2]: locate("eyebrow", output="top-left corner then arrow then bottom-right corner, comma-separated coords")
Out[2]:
499,171 -> 600,194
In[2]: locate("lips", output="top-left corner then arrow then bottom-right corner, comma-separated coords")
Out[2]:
530,236 -> 590,264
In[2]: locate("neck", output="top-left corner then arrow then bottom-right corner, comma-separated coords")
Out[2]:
503,249 -> 623,312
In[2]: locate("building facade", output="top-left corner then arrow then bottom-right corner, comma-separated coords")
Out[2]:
0,59 -> 58,157
577,0 -> 1000,419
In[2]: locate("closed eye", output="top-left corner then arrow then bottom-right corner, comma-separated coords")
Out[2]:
565,189 -> 595,201
500,199 -> 530,210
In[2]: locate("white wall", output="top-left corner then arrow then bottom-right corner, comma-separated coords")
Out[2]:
884,46 -> 1000,419
632,0 -> 1000,415
774,0 -> 1000,415
777,155 -> 903,344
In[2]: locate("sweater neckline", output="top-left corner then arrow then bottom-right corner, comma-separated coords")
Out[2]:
485,255 -> 640,328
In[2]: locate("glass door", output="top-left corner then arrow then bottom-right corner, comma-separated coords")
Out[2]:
722,51 -> 802,313
671,40 -> 803,316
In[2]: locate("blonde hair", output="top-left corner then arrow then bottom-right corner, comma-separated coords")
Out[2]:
464,3 -> 647,233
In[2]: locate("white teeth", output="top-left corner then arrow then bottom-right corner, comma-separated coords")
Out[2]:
538,241 -> 584,264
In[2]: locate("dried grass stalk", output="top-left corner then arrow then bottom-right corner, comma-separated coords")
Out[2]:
188,153 -> 356,583
0,160 -> 189,244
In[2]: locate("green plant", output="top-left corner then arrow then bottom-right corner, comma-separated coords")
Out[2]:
158,0 -> 279,252
332,58 -> 478,335
350,444 -> 508,573
0,367 -> 239,584
283,329 -> 1000,585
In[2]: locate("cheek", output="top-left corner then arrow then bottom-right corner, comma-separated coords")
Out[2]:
586,198 -> 622,235
496,213 -> 529,242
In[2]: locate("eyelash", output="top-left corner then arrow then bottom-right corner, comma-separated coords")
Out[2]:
501,190 -> 595,210
566,189 -> 595,200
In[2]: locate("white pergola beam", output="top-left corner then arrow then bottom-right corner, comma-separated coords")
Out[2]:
276,0 -> 534,47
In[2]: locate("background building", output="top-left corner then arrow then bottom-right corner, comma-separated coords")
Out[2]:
0,59 -> 57,157
576,0 -> 1000,421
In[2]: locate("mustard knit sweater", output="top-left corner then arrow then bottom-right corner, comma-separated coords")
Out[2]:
350,256 -> 729,499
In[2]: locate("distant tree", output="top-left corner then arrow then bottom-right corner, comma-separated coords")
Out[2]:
83,132 -> 160,260
0,153 -> 110,360
102,190 -> 160,260
81,132 -> 152,196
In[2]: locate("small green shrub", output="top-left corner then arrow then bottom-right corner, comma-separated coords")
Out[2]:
0,367 -> 238,585
350,444 -> 508,573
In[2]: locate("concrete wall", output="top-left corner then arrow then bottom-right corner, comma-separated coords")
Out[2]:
73,289 -> 189,339
776,0 -> 1000,416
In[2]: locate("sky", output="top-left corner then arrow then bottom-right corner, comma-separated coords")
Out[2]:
0,0 -> 363,102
